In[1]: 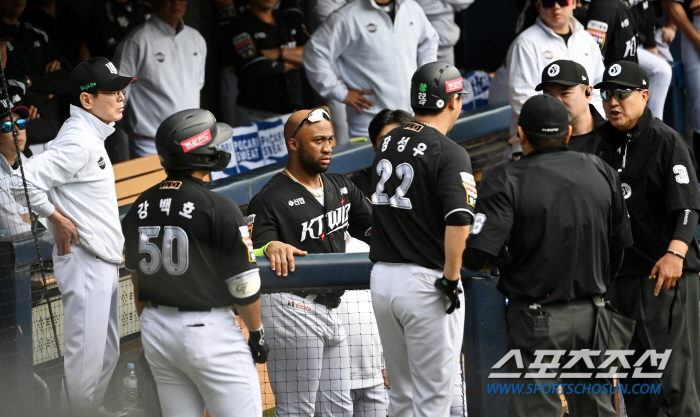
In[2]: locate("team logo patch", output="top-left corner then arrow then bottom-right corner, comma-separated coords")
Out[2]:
609,64 -> 622,77
155,52 -> 165,63
436,99 -> 444,108
621,183 -> 632,199
445,77 -> 464,93
286,299 -> 313,312
160,180 -> 182,190
404,122 -> 424,132
547,64 -> 560,77
366,23 -> 377,33
105,62 -> 118,74
239,225 -> 256,261
233,32 -> 256,59
472,213 -> 486,235
181,129 -> 213,153
289,197 -> 305,206
97,157 -> 106,169
543,51 -> 553,60
461,172 -> 477,207
340,187 -> 348,195
417,83 -> 427,106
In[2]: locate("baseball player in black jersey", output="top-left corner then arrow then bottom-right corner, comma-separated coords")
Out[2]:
537,60 -> 606,153
595,60 -> 700,417
465,95 -> 632,417
585,0 -> 639,64
369,62 -> 473,417
122,109 -> 268,417
247,107 -> 373,417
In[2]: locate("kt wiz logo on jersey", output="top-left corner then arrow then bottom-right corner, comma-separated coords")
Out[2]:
300,202 -> 352,242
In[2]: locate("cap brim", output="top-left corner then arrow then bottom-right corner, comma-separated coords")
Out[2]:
535,80 -> 581,91
593,80 -> 642,89
12,105 -> 29,119
99,76 -> 137,92
210,122 -> 233,147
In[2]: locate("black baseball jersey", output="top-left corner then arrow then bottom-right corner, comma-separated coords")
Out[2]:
467,145 -> 633,303
83,0 -> 152,60
369,122 -> 475,270
225,9 -> 309,114
630,1 -> 657,49
598,107 -> 700,276
0,20 -> 72,96
585,0 -> 638,64
247,173 -> 372,253
122,175 -> 258,310
568,104 -> 606,154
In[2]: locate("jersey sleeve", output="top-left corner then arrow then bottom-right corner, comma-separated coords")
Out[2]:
121,208 -> 138,272
607,166 -> 634,250
247,194 -> 280,248
215,198 -> 258,281
466,169 -> 514,256
230,23 -> 286,79
664,136 -> 700,214
585,5 -> 614,59
346,179 -> 373,244
437,143 -> 475,225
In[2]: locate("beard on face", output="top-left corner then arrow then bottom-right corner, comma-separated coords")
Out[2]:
298,142 -> 328,175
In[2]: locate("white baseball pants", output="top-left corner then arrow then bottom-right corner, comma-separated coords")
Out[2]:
682,15 -> 700,134
139,304 -> 262,417
52,243 -> 120,416
637,47 -> 672,121
261,293 -> 353,417
371,262 -> 465,417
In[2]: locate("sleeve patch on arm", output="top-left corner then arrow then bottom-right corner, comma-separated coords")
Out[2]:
674,165 -> 690,184
239,225 -> 256,262
233,32 -> 256,59
461,172 -> 477,207
586,20 -> 608,48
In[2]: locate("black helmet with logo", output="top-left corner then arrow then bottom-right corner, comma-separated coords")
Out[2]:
411,61 -> 469,110
155,109 -> 232,172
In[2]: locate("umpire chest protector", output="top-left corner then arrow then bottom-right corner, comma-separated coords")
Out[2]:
247,172 -> 372,253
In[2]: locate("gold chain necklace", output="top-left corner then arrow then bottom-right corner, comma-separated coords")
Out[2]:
417,121 -> 437,129
284,169 -> 324,197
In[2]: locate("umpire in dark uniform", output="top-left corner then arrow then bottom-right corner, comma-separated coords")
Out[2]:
122,109 -> 269,417
464,94 -> 633,417
594,60 -> 700,417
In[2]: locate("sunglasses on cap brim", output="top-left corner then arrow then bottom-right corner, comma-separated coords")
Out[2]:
600,88 -> 645,101
539,0 -> 571,8
1,119 -> 26,133
291,107 -> 332,138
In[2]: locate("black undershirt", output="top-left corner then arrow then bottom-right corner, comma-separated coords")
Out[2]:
379,0 -> 396,22
558,30 -> 573,45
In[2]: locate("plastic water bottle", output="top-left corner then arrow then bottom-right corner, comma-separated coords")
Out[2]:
122,363 -> 138,410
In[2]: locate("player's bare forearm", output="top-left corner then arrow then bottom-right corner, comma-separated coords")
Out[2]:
281,46 -> 304,66
444,225 -> 471,280
662,0 -> 700,44
237,299 -> 263,331
130,271 -> 149,317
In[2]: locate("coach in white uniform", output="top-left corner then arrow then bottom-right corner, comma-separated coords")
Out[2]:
506,0 -> 605,149
10,57 -> 136,416
112,0 -> 206,158
303,0 -> 438,138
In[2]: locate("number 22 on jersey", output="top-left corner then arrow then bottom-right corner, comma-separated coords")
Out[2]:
372,159 -> 415,209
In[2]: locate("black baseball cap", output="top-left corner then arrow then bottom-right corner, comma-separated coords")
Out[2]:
593,60 -> 649,89
518,94 -> 569,134
70,57 -> 137,97
535,60 -> 590,91
0,97 -> 29,119
411,61 -> 469,110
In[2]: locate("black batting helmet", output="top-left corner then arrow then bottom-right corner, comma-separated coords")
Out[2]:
411,61 -> 469,110
155,109 -> 232,172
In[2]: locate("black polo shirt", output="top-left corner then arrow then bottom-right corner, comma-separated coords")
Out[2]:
585,0 -> 638,64
247,172 -> 372,253
466,145 -> 633,303
122,175 -> 258,310
369,122 -> 475,271
568,104 -> 606,154
597,107 -> 700,276
225,9 -> 309,114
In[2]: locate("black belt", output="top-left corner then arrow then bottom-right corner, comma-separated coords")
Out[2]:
290,291 -> 343,309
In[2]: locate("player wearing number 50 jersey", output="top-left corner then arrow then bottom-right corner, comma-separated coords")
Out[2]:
122,109 -> 268,417
369,62 -> 474,417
